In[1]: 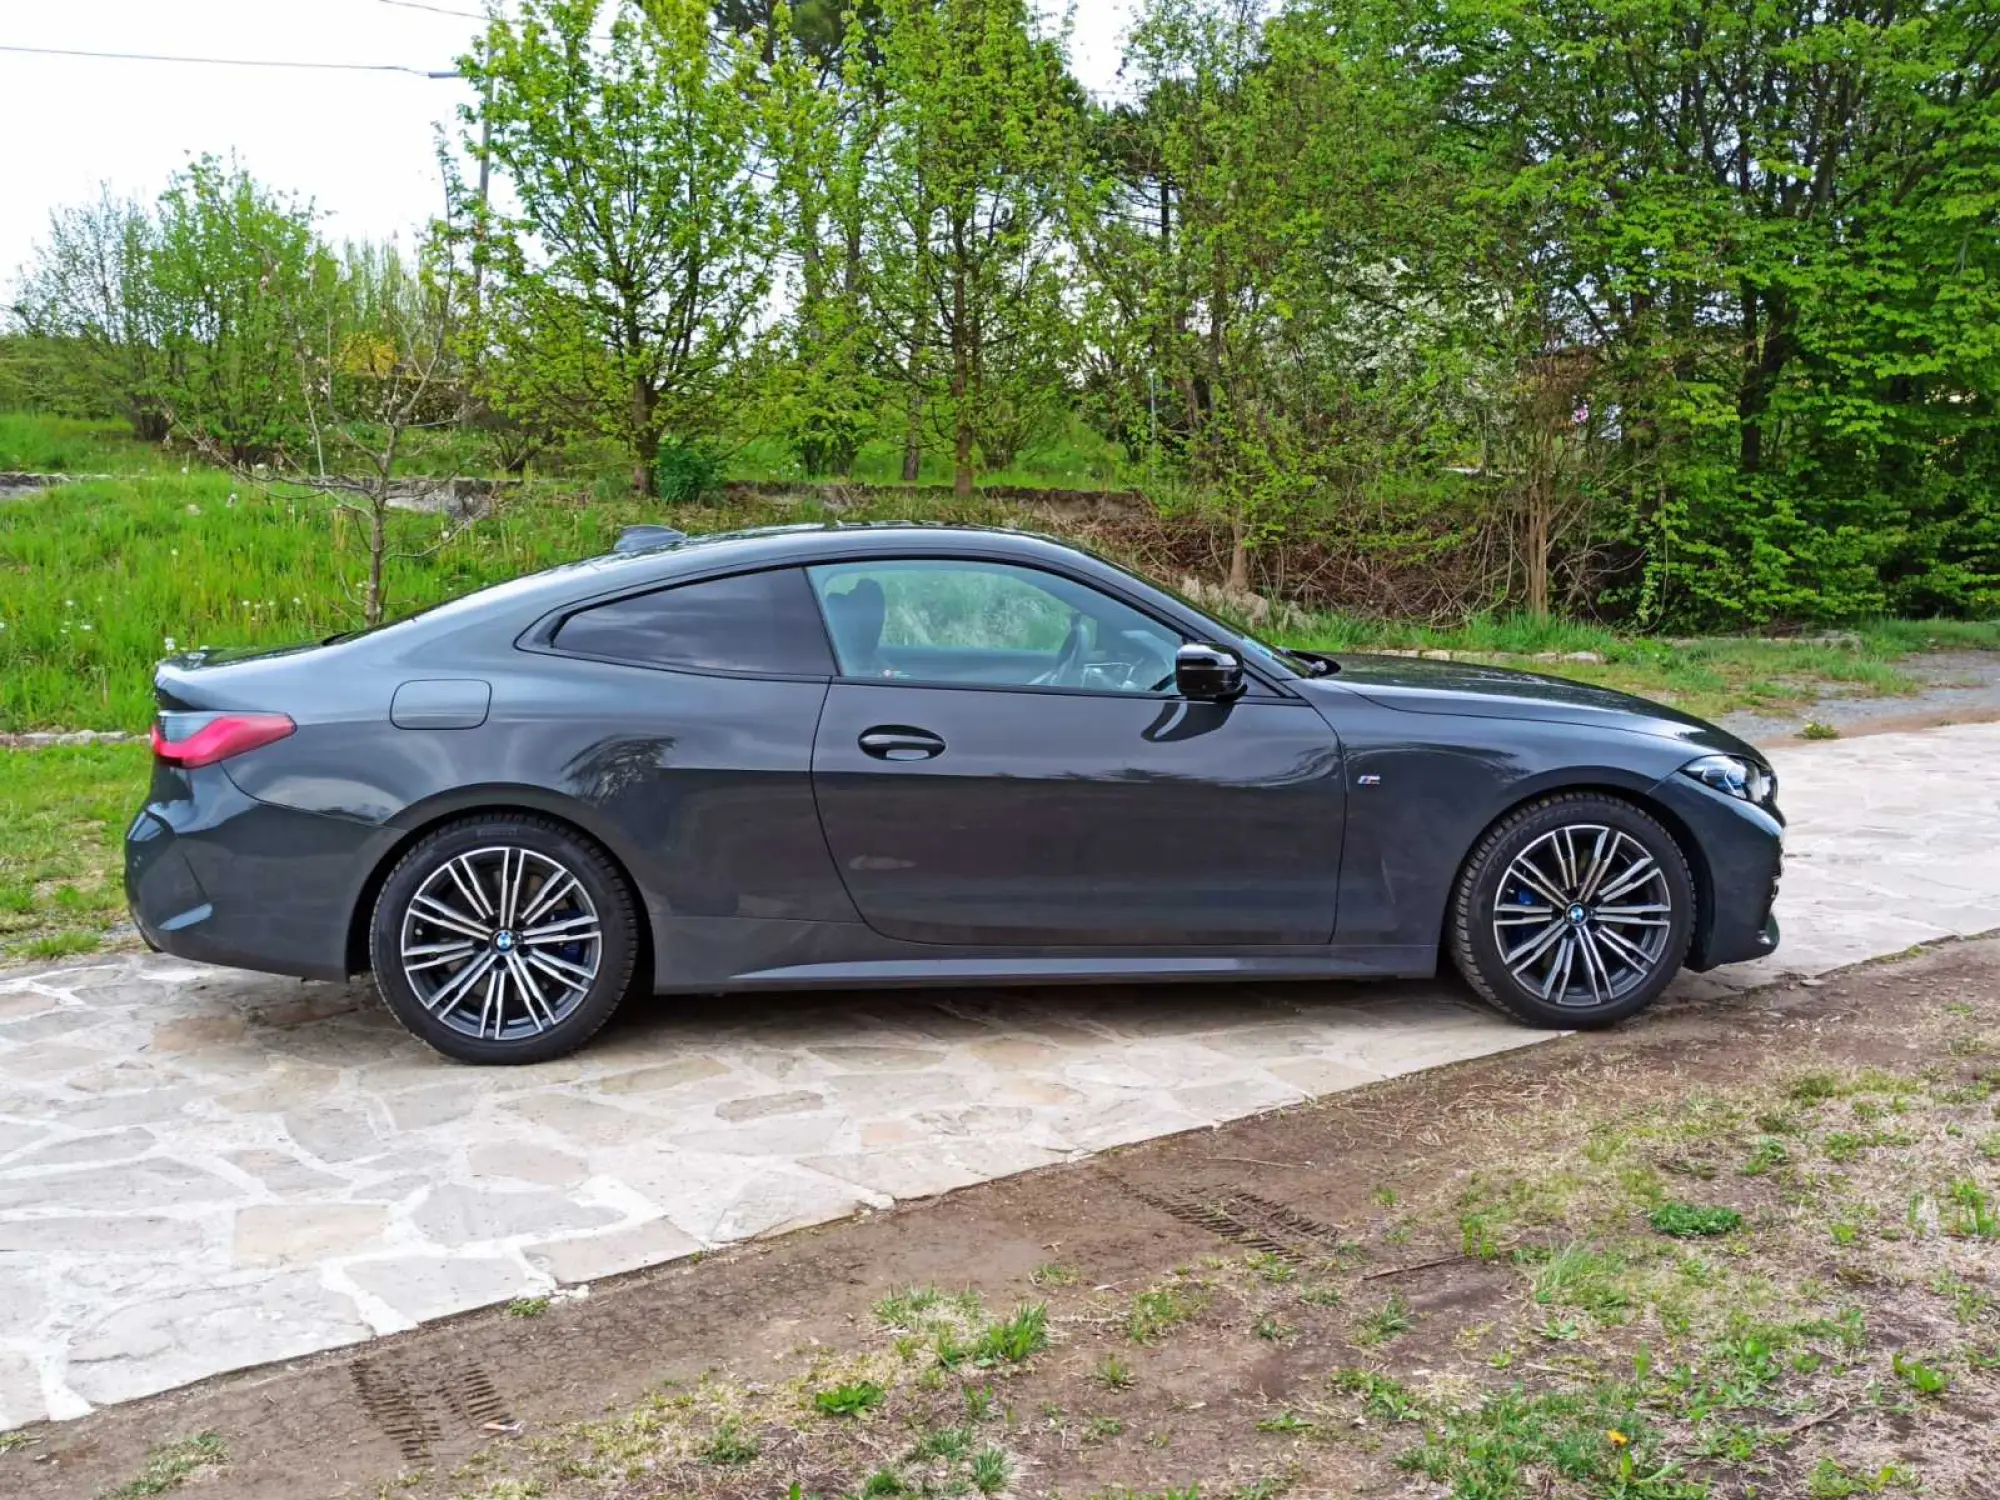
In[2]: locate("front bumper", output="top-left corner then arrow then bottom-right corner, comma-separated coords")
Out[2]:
126,762 -> 385,982
1647,770 -> 1784,971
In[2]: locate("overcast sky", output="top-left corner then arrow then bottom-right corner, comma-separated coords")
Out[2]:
0,0 -> 1138,300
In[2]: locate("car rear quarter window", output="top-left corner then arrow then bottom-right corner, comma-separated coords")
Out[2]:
553,567 -> 835,677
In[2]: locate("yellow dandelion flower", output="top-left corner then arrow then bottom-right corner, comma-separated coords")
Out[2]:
1606,1429 -> 1630,1447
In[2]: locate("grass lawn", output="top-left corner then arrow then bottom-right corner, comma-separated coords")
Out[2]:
0,742 -> 150,964
0,411 -> 177,475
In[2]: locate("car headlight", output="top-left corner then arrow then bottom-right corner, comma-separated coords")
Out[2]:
1681,753 -> 1777,808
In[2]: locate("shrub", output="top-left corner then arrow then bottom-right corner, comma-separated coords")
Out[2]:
653,437 -> 725,505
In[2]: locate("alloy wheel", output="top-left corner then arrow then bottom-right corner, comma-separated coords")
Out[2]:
1490,823 -> 1674,1009
397,844 -> 603,1041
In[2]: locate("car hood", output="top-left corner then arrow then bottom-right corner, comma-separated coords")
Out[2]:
1301,653 -> 1762,759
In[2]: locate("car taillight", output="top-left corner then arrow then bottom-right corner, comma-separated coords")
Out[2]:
150,712 -> 296,767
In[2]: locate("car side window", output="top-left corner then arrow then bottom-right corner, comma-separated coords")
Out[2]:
553,567 -> 835,677
806,559 -> 1183,693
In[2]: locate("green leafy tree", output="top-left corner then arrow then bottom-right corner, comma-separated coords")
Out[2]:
756,3 -> 884,476
869,0 -> 1085,497
1332,0 -> 2000,623
458,0 -> 772,494
8,188 -> 166,437
149,158 -> 332,462
12,162 -> 327,460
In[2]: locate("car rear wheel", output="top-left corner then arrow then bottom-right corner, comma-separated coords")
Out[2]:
1448,792 -> 1694,1029
369,814 -> 639,1064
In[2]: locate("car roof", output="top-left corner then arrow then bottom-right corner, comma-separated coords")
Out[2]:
358,522 -> 1135,647
567,520 -> 1112,595
616,520 -> 1080,561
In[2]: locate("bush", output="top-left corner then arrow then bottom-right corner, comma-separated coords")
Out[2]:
653,437 -> 725,505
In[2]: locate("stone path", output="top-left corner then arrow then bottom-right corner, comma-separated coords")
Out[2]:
3,723 -> 1999,1427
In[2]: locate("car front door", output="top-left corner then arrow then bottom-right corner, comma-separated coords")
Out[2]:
807,556 -> 1345,948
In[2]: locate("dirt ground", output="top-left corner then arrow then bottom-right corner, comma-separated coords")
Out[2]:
9,941 -> 2000,1500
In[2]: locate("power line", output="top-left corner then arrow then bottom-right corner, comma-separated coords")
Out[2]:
0,43 -> 460,77
377,0 -> 492,19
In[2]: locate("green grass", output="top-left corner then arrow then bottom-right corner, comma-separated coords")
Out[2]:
1093,1354 -> 1134,1390
1383,1379 -> 1703,1500
812,1380 -> 886,1418
701,1417 -> 761,1465
0,412 -> 173,474
967,1303 -> 1049,1365
1353,1290 -> 1415,1346
1808,1459 -> 1920,1498
1525,1243 -> 1633,1324
1891,1351 -> 1953,1397
96,1432 -> 227,1499
0,742 -> 150,962
1126,1281 -> 1209,1344
1646,1203 -> 1745,1239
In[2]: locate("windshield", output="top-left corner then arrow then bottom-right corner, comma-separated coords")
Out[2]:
1086,552 -> 1328,676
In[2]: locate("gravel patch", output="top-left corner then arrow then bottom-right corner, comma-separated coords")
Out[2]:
1722,650 -> 2000,745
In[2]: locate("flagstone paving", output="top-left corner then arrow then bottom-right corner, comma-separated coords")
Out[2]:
3,722 -> 1998,1426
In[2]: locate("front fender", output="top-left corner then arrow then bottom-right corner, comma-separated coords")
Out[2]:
1310,687 -> 1723,951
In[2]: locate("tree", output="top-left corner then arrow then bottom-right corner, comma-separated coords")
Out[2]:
457,0 -> 773,495
712,0 -> 882,72
148,158 -> 331,461
1329,0 -> 2000,623
869,0 -> 1085,497
10,162 -> 327,459
284,241 -> 468,627
755,3 -> 885,477
8,188 -> 165,437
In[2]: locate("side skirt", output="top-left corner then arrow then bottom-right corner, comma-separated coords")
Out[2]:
659,942 -> 1438,994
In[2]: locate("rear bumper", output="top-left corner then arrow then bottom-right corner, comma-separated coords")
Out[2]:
1647,772 -> 1784,972
125,764 -> 383,982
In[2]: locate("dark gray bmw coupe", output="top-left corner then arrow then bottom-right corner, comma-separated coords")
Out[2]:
126,523 -> 1782,1063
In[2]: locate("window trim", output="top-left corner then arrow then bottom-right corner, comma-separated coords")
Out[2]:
523,563 -> 840,684
802,552 -> 1298,703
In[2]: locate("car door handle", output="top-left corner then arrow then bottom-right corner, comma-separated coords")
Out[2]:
858,726 -> 946,761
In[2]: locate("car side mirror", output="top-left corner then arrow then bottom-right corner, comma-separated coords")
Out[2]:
1175,642 -> 1245,701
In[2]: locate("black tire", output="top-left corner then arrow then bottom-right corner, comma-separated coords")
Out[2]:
1448,792 -> 1694,1029
369,813 -> 639,1065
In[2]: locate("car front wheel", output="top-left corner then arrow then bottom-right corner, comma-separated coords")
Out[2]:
1448,792 -> 1694,1029
369,814 -> 639,1064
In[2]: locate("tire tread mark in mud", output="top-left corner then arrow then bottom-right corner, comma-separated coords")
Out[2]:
349,1356 -> 514,1461
1222,1189 -> 1345,1248
1111,1179 -> 1346,1265
350,1358 -> 441,1462
446,1364 -> 511,1428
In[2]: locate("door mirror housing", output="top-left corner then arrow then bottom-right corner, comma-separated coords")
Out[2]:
1175,642 -> 1245,701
